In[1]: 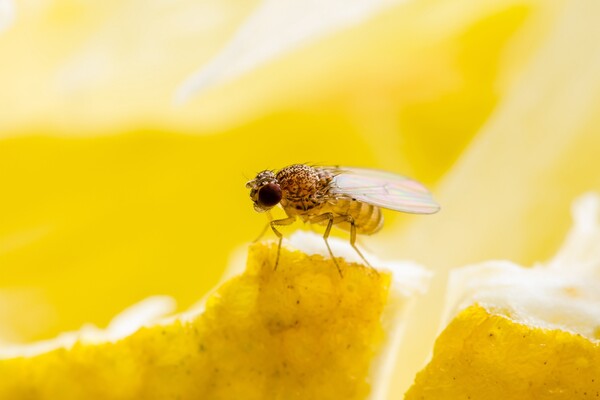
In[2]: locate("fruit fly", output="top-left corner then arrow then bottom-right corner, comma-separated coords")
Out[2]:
246,164 -> 440,276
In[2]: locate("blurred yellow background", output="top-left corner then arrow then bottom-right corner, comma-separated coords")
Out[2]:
1,0 -> 600,396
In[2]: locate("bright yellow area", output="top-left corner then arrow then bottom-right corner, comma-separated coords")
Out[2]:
405,304 -> 600,400
0,0 -> 537,344
0,242 -> 390,400
0,128 -> 372,343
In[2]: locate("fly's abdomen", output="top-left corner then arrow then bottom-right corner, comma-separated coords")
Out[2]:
330,199 -> 383,235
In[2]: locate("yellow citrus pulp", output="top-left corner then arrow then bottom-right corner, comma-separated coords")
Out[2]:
0,233 -> 430,400
406,194 -> 600,399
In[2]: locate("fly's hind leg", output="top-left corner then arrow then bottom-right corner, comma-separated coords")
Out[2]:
269,216 -> 296,271
310,213 -> 375,276
309,213 -> 348,277
348,217 -> 376,273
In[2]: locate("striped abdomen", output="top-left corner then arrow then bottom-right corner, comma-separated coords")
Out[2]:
326,199 -> 383,235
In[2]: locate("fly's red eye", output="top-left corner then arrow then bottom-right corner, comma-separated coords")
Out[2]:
258,183 -> 282,208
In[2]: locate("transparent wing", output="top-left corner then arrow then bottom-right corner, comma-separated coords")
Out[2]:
325,166 -> 440,214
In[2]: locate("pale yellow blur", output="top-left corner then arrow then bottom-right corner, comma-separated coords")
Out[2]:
383,1 -> 600,394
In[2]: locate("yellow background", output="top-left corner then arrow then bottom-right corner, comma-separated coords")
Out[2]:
1,0 -> 600,396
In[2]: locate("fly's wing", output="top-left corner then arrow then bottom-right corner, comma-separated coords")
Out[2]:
325,167 -> 440,214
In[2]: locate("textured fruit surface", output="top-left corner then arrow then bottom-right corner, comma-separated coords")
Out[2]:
405,304 -> 600,400
0,242 -> 391,400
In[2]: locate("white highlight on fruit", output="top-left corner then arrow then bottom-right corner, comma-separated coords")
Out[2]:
0,296 -> 176,359
445,193 -> 600,341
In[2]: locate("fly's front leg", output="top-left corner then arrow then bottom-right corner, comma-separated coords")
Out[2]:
270,216 -> 296,271
309,213 -> 348,277
253,211 -> 274,243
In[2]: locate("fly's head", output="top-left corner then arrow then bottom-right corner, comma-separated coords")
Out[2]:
246,170 -> 282,212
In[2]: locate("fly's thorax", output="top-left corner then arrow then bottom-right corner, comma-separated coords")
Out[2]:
276,164 -> 333,214
325,199 -> 384,235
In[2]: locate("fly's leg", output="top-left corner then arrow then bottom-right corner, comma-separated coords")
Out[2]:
348,217 -> 376,273
309,213 -> 348,277
253,211 -> 273,243
348,216 -> 368,264
270,217 -> 296,271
